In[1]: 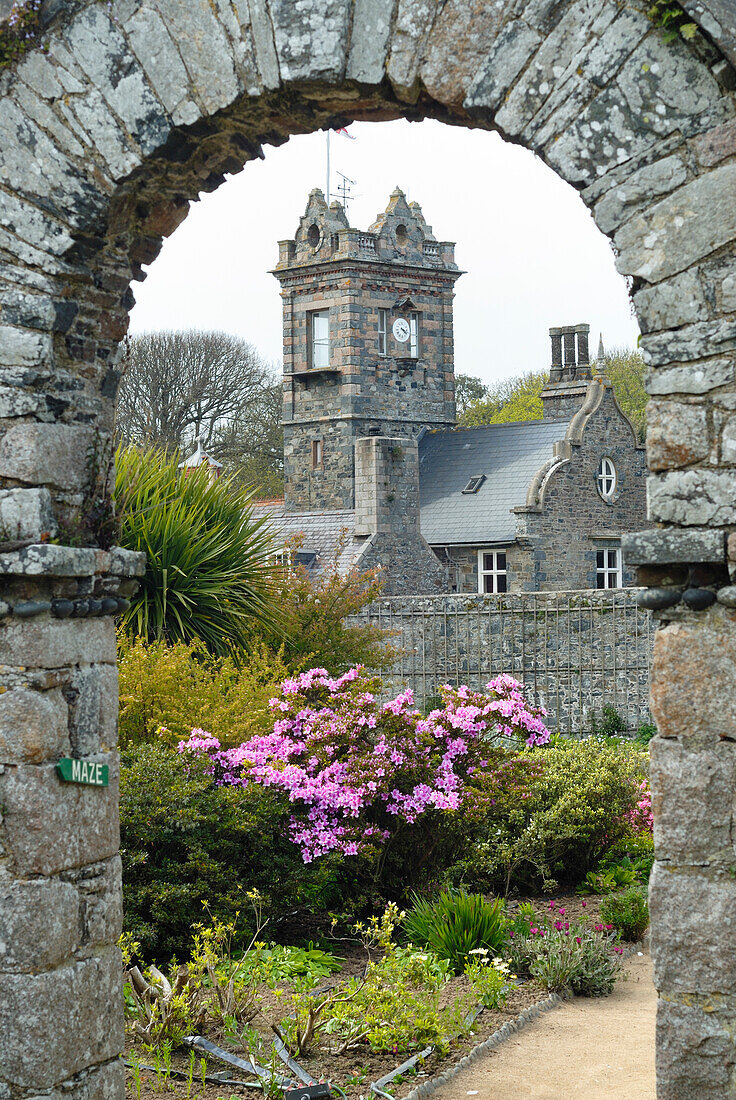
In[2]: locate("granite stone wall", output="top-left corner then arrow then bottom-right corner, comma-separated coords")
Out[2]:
0,544 -> 144,1100
0,1 -> 735,1095
357,589 -> 655,732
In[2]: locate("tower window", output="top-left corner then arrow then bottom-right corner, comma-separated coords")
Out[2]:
309,310 -> 329,369
409,311 -> 419,358
312,439 -> 324,468
378,309 -> 388,356
596,456 -> 617,502
596,548 -> 621,589
478,550 -> 507,594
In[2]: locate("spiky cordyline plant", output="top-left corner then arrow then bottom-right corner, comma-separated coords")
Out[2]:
116,446 -> 280,656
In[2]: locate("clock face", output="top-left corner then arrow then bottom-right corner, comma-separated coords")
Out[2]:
392,317 -> 411,343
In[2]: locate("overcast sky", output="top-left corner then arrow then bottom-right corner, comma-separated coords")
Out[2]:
129,118 -> 639,386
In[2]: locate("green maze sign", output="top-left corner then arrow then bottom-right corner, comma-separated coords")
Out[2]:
56,758 -> 109,787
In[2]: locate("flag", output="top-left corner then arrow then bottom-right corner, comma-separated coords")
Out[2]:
334,127 -> 356,140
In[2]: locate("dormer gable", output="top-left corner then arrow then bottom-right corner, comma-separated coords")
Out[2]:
277,188 -> 350,267
369,186 -> 439,264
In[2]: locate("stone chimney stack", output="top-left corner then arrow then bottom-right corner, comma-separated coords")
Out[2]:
549,324 -> 590,382
353,435 -> 446,594
542,323 -> 597,419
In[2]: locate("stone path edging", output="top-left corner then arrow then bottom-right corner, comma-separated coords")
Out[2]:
400,990 -> 571,1100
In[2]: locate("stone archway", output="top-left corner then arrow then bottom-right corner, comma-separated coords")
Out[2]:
0,3 -> 735,1096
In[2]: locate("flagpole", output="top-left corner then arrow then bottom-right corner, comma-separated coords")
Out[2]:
326,130 -> 330,203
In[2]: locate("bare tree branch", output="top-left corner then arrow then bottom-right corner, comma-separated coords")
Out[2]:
115,330 -> 273,452
114,330 -> 284,495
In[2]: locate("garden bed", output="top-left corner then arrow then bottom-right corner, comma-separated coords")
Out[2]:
124,894 -> 617,1100
126,985 -> 546,1100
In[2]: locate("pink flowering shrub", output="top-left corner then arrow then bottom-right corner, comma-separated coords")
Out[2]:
179,667 -> 549,864
626,780 -> 653,833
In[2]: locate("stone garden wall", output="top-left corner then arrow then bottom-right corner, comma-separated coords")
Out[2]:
357,589 -> 655,732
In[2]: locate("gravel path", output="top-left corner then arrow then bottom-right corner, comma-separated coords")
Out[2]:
431,951 -> 656,1100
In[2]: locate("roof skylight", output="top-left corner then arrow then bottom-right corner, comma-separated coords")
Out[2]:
461,474 -> 486,494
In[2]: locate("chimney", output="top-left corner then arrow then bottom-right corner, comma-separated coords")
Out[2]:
549,323 -> 590,381
549,328 -> 563,382
541,323 -> 594,420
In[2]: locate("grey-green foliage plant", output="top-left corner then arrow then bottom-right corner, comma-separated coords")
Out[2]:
116,446 -> 280,656
509,920 -> 623,997
403,888 -> 508,974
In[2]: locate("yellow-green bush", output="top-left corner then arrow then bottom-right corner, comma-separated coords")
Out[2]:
453,738 -> 648,894
118,633 -> 290,749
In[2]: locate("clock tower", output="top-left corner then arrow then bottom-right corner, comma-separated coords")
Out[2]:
273,187 -> 461,511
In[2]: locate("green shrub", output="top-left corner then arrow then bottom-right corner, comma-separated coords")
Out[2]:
118,633 -> 290,749
635,722 -> 657,746
116,446 -> 280,655
403,889 -> 508,974
120,743 -> 337,961
588,705 -> 628,738
453,739 -> 648,894
282,906 -> 466,1056
577,848 -> 653,896
599,888 -> 649,941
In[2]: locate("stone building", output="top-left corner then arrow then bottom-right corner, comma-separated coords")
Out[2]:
255,189 -> 648,594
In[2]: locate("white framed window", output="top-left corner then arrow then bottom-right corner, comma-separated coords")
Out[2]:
597,456 -> 617,502
273,548 -> 292,570
478,549 -> 507,594
409,311 -> 419,358
378,309 -> 388,356
596,548 -> 621,589
312,439 -> 324,468
309,310 -> 329,369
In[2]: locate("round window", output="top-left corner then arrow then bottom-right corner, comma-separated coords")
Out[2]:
307,223 -> 321,250
597,456 -> 617,502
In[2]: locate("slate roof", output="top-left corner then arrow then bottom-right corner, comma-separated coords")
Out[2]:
251,502 -> 364,574
418,419 -> 570,545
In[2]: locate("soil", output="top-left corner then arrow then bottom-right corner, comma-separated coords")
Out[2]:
124,893 -> 631,1100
